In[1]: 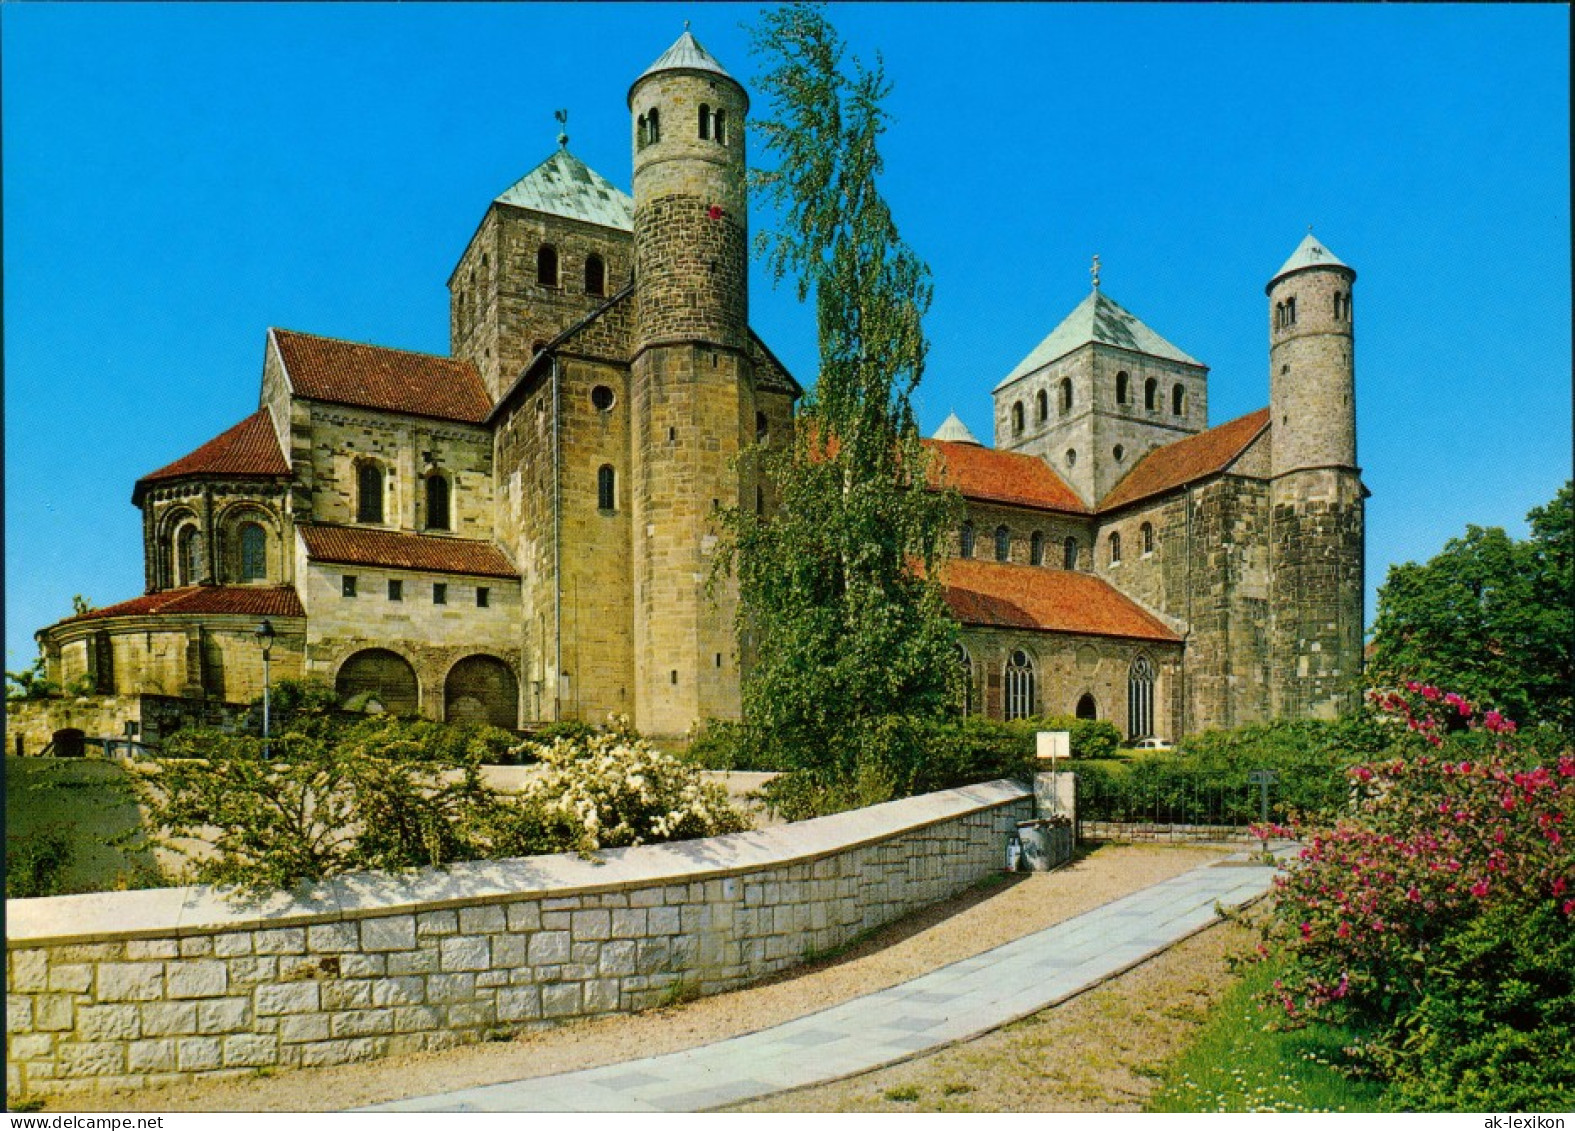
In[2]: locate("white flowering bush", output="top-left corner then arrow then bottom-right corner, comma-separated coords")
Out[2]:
488,718 -> 752,857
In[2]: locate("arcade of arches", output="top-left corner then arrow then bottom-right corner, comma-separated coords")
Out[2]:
333,649 -> 519,726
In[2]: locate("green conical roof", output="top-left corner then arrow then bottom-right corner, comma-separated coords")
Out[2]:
996,290 -> 1202,391
495,149 -> 633,231
635,29 -> 737,86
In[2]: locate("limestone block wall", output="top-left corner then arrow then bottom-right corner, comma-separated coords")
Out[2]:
953,501 -> 1091,570
5,781 -> 1032,1101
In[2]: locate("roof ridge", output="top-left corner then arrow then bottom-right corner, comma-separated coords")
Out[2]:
271,327 -> 476,368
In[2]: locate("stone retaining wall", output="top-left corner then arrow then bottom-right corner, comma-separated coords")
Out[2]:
5,780 -> 1030,1100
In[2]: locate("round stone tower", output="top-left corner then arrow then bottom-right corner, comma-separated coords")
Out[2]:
1265,232 -> 1366,721
627,29 -> 755,736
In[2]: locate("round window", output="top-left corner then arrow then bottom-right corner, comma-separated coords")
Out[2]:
591,385 -> 615,411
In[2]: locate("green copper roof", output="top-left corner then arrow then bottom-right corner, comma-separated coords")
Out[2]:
1269,231 -> 1353,288
996,290 -> 1202,391
932,412 -> 982,445
635,29 -> 738,87
495,149 -> 633,231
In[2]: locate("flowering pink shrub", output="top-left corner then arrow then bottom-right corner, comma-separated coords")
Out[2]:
1259,686 -> 1575,1109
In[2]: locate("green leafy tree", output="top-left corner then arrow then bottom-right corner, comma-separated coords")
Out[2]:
720,4 -> 960,805
1369,481 -> 1574,737
6,656 -> 59,701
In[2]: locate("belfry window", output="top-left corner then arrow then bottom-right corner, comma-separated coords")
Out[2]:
1030,531 -> 1045,566
1144,378 -> 1158,411
1286,296 -> 1297,325
995,525 -> 1011,563
699,103 -> 711,140
960,522 -> 976,559
1116,370 -> 1130,405
647,106 -> 660,144
713,108 -> 727,144
1059,377 -> 1073,414
357,463 -> 384,524
597,464 -> 616,512
1172,383 -> 1186,415
1128,654 -> 1156,739
537,245 -> 559,288
426,474 -> 451,531
585,254 -> 605,297
1005,650 -> 1036,721
1012,401 -> 1025,436
1036,389 -> 1048,423
239,523 -> 267,581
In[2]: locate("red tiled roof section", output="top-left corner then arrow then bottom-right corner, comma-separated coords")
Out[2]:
1099,407 -> 1270,512
300,525 -> 518,579
137,411 -> 289,485
941,558 -> 1181,643
62,586 -> 304,624
274,329 -> 491,423
923,439 -> 1088,513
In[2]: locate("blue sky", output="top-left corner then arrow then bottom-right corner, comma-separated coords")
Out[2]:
4,3 -> 1570,672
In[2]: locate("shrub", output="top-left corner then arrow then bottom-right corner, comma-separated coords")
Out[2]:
5,827 -> 73,898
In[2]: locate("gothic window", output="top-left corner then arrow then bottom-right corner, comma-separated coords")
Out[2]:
960,522 -> 975,559
1144,378 -> 1158,411
426,474 -> 451,531
537,244 -> 559,288
1172,383 -> 1186,415
357,462 -> 384,524
1030,530 -> 1045,566
1109,531 -> 1122,565
1142,521 -> 1155,556
1116,370 -> 1130,404
585,254 -> 605,296
699,103 -> 711,140
956,645 -> 974,716
597,464 -> 616,511
995,525 -> 1011,563
1076,692 -> 1098,720
1005,650 -> 1036,721
177,525 -> 201,586
1012,401 -> 1025,436
1036,389 -> 1048,423
1059,377 -> 1073,414
239,522 -> 267,581
1128,654 -> 1157,739
1063,536 -> 1078,570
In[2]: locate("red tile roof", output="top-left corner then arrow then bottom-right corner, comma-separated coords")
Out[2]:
58,586 -> 304,626
273,329 -> 491,424
924,439 -> 1088,513
299,525 -> 518,579
1099,407 -> 1271,512
941,558 -> 1181,643
136,411 -> 289,489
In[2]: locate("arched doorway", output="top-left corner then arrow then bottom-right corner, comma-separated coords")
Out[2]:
445,655 -> 519,730
336,649 -> 419,716
1076,693 -> 1098,720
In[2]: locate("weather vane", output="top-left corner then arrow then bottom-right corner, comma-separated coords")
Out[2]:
555,109 -> 569,149
1091,254 -> 1101,292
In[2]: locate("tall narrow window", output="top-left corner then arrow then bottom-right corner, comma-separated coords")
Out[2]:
177,526 -> 201,586
597,464 -> 616,511
1286,296 -> 1297,325
1142,521 -> 1155,556
994,525 -> 1011,563
426,474 -> 451,531
1116,371 -> 1130,405
1172,383 -> 1186,415
637,113 -> 649,149
698,103 -> 711,140
1063,536 -> 1078,570
357,463 -> 384,524
1005,650 -> 1036,721
585,254 -> 605,297
1036,389 -> 1048,423
433,583 -> 447,606
1144,378 -> 1158,411
537,244 -> 559,288
1128,654 -> 1156,739
1012,401 -> 1025,436
1059,377 -> 1073,414
957,645 -> 974,717
647,106 -> 660,143
239,523 -> 267,581
960,522 -> 976,559
1030,531 -> 1045,566
713,108 -> 727,144
1109,531 -> 1122,565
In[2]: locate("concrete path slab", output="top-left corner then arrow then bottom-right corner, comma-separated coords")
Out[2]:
365,849 -> 1282,1113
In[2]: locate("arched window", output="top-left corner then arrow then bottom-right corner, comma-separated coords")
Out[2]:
239,523 -> 267,581
1063,536 -> 1078,570
1012,401 -> 1025,436
1116,370 -> 1130,404
426,474 -> 451,531
1128,654 -> 1156,739
956,645 -> 974,716
597,464 -> 616,511
1005,650 -> 1036,721
1030,531 -> 1045,566
647,106 -> 660,143
1141,521 -> 1154,556
1065,448 -> 1077,468
1076,693 -> 1098,720
357,462 -> 384,524
994,525 -> 1011,563
1036,389 -> 1048,423
536,244 -> 559,288
1109,531 -> 1122,565
714,108 -> 727,144
177,525 -> 201,586
1275,300 -> 1285,329
1144,378 -> 1158,411
698,103 -> 711,140
1059,377 -> 1073,414
1172,383 -> 1186,415
585,254 -> 605,296
960,522 -> 976,559
1287,296 -> 1297,324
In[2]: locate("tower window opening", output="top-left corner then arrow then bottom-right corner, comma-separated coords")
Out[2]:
597,464 -> 616,512
637,113 -> 647,149
1030,531 -> 1045,566
1059,377 -> 1073,414
714,108 -> 727,144
1063,537 -> 1079,571
960,522 -> 975,559
1116,370 -> 1130,404
1109,531 -> 1122,566
1036,389 -> 1048,423
648,106 -> 660,143
698,103 -> 711,140
994,525 -> 1011,563
537,244 -> 559,288
1012,401 -> 1025,436
1286,296 -> 1297,325
1172,383 -> 1186,415
1113,444 -> 1126,462
585,254 -> 605,296
1065,448 -> 1077,468
1144,378 -> 1158,411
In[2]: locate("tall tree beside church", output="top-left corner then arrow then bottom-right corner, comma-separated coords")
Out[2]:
719,4 -> 960,794
1369,480 -> 1574,738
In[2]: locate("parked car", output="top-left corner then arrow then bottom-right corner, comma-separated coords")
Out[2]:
1130,737 -> 1173,752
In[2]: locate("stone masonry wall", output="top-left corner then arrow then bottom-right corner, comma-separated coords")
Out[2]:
5,782 -> 1031,1101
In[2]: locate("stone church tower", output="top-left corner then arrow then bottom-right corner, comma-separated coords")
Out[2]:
1266,233 -> 1365,719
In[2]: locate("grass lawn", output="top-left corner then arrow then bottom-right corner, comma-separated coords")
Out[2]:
4,756 -> 163,895
1145,949 -> 1389,1113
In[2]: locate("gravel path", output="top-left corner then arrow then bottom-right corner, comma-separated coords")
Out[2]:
53,843 -> 1232,1113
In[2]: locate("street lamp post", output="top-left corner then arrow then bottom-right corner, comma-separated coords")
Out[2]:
255,619 -> 275,746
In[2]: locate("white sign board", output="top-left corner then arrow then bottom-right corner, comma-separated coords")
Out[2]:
1036,730 -> 1070,761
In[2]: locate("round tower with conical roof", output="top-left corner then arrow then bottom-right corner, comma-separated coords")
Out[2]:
1266,232 -> 1365,720
627,29 -> 756,736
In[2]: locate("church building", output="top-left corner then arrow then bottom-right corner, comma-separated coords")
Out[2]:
35,30 -> 1366,744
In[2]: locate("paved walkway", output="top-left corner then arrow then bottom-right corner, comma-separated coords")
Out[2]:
366,851 -> 1282,1113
